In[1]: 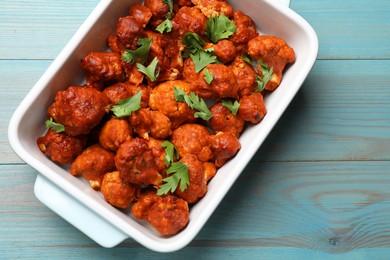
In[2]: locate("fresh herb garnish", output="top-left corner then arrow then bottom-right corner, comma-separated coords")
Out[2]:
157,141 -> 189,195
174,86 -> 213,121
121,38 -> 152,64
137,56 -> 160,81
206,14 -> 236,44
182,32 -> 218,72
256,60 -> 274,92
157,162 -> 189,195
190,50 -> 218,73
221,99 -> 240,115
156,0 -> 174,33
182,32 -> 206,57
111,90 -> 142,118
45,117 -> 65,133
156,19 -> 173,33
203,68 -> 214,84
242,54 -> 252,65
163,0 -> 173,13
161,140 -> 179,167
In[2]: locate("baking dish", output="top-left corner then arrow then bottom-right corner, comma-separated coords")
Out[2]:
8,0 -> 318,252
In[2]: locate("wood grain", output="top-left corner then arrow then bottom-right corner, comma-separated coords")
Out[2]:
1,0 -> 389,60
2,162 -> 390,257
0,0 -> 99,60
291,0 -> 390,59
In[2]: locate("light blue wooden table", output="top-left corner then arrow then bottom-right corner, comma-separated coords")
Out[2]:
1,0 -> 390,258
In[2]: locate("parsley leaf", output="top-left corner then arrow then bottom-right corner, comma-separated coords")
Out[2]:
221,99 -> 240,115
156,0 -> 174,33
190,50 -> 218,73
242,54 -> 252,65
256,60 -> 274,92
157,162 -> 189,195
203,68 -> 214,84
206,14 -> 236,44
161,140 -> 179,167
156,18 -> 173,33
163,0 -> 173,13
121,38 -> 152,64
45,117 -> 65,132
182,32 -> 206,58
137,56 -> 160,81
182,32 -> 218,71
111,90 -> 142,118
174,86 -> 213,121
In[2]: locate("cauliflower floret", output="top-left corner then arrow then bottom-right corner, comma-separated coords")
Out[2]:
248,35 -> 296,91
191,0 -> 233,18
132,188 -> 190,235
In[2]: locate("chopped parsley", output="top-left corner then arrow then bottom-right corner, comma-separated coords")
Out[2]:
182,32 -> 206,58
174,86 -> 213,121
111,90 -> 142,118
221,99 -> 240,115
157,162 -> 190,195
256,60 -> 274,92
157,140 -> 190,196
190,50 -> 218,73
45,117 -> 65,133
161,140 -> 179,167
182,32 -> 218,72
137,56 -> 160,81
206,14 -> 236,44
203,68 -> 214,84
121,38 -> 152,64
156,0 -> 174,33
163,0 -> 173,13
242,54 -> 252,65
156,19 -> 173,34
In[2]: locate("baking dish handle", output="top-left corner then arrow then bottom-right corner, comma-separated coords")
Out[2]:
34,174 -> 128,248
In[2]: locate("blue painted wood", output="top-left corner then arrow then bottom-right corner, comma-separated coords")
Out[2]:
1,0 -> 390,258
291,0 -> 390,59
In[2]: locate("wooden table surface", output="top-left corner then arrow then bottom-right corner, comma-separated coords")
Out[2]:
1,0 -> 390,258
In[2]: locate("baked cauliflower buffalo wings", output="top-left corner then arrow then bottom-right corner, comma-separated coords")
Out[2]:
132,188 -> 190,236
36,0 -> 295,236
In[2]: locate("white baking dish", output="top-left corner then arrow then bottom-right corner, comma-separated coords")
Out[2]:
8,0 -> 318,252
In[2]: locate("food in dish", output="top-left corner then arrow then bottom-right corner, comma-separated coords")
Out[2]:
36,0 -> 295,236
